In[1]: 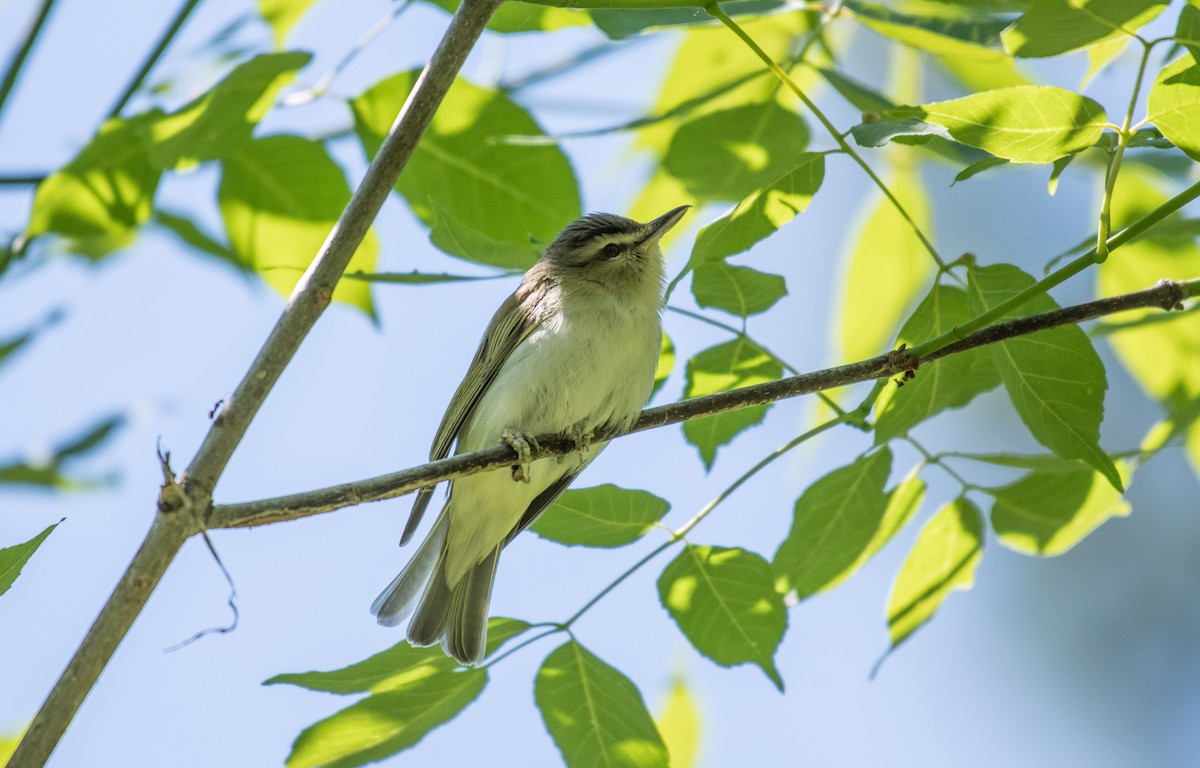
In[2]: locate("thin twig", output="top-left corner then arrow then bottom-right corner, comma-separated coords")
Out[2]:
106,0 -> 202,119
0,0 -> 58,126
209,278 -> 1194,531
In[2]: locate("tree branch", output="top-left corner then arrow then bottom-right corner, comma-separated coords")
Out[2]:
7,0 -> 503,765
209,278 -> 1194,531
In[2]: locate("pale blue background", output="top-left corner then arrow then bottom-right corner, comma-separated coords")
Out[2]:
2,1 -> 1198,766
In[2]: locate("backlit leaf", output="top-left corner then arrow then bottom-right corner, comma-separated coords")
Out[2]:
990,465 -> 1131,555
25,112 -> 162,258
663,102 -> 809,202
875,285 -> 1002,442
967,263 -> 1121,490
657,545 -> 786,689
886,498 -> 983,647
1003,0 -> 1168,58
890,87 -> 1107,163
682,339 -> 782,468
536,641 -> 668,768
687,153 -> 824,266
352,71 -> 579,269
1147,54 -> 1200,162
530,485 -> 670,548
259,0 -> 317,47
150,52 -> 311,169
773,448 -> 893,599
837,170 -> 933,363
691,263 -> 786,317
218,135 -> 377,315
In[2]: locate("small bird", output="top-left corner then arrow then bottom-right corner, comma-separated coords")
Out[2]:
372,205 -> 689,665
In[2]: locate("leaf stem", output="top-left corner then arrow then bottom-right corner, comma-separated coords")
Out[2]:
0,0 -> 58,127
106,0 -> 202,119
1095,37 -> 1156,262
705,1 -> 944,270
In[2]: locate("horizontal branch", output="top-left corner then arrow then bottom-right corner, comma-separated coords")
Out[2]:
209,278 -> 1194,530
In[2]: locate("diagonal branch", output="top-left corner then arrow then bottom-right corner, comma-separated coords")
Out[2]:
6,0 -> 504,765
210,278 -> 1194,531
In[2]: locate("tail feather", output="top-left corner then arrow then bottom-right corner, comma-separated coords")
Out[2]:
406,560 -> 452,647
443,547 -> 500,666
371,514 -> 449,627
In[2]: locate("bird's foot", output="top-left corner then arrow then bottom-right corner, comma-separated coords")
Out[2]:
559,424 -> 596,464
501,429 -> 539,483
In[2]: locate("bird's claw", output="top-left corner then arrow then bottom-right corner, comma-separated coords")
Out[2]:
502,429 -> 538,483
558,424 -> 595,464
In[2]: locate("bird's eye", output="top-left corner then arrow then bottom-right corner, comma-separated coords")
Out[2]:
600,243 -> 622,260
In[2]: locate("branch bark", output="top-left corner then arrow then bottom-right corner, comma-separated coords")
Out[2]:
208,278 -> 1195,530
7,0 -> 503,764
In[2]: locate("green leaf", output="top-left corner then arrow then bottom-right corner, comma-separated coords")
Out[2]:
0,416 -> 125,489
427,202 -> 542,270
1147,54 -> 1200,162
663,102 -> 809,202
274,619 -> 528,767
423,0 -> 589,32
944,451 -> 1101,473
837,170 -> 934,364
967,263 -> 1121,490
536,641 -> 669,768
886,497 -> 983,647
25,111 -> 162,258
875,285 -> 1002,442
855,469 -> 926,570
1002,0 -> 1168,58
652,332 -> 674,398
953,156 -> 1010,184
0,311 -> 61,371
1098,168 -> 1200,408
691,263 -> 786,318
845,0 -> 1009,60
1,522 -> 59,597
990,465 -> 1131,555
218,135 -> 377,316
773,448 -> 893,599
149,52 -> 311,169
634,11 -> 807,154
850,117 -> 954,148
259,0 -> 317,46
682,338 -> 783,468
687,153 -> 824,266
1177,2 -> 1200,61
155,209 -> 245,272
890,87 -> 1107,163
285,670 -> 486,767
530,485 -> 670,548
267,618 -> 530,693
657,545 -> 787,689
655,677 -> 701,768
352,71 -> 579,268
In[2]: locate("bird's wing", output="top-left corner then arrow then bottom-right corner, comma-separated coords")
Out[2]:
401,275 -> 553,545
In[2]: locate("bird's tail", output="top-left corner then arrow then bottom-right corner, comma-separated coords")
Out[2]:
371,514 -> 500,666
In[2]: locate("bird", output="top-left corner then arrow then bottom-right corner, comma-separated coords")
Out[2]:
371,205 -> 689,665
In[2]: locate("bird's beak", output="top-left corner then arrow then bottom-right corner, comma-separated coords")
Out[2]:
640,205 -> 691,246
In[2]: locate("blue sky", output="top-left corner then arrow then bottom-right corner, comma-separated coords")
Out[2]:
2,1 -> 1199,766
